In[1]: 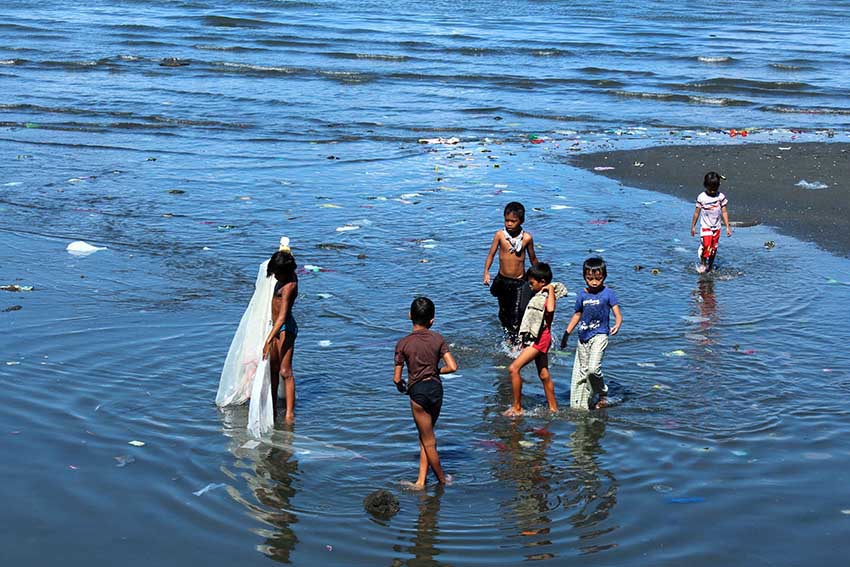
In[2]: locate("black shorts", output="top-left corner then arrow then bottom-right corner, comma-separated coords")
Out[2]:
408,379 -> 443,424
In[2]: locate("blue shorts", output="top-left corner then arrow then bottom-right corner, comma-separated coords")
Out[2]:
279,313 -> 298,338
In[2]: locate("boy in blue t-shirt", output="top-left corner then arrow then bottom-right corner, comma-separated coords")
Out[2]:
560,257 -> 623,410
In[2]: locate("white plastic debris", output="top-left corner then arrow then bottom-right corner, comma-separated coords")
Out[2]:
795,180 -> 828,190
66,241 -> 107,256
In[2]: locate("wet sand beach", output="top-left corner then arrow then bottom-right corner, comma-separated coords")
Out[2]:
571,142 -> 850,257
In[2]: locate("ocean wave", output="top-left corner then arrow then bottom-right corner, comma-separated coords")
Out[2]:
614,90 -> 751,106
697,56 -> 734,64
320,52 -> 410,61
201,15 -> 282,28
192,44 -> 266,52
525,48 -> 573,57
685,77 -> 813,92
216,61 -> 299,75
760,105 -> 850,115
770,62 -> 813,71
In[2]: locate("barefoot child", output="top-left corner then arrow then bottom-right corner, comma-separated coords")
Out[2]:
561,257 -> 622,410
394,297 -> 458,488
262,247 -> 299,423
503,262 -> 567,417
483,201 -> 538,344
691,171 -> 732,273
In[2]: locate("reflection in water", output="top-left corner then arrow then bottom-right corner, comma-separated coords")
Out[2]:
254,442 -> 300,563
690,277 -> 719,346
219,411 -> 301,564
565,417 -> 618,554
392,485 -> 446,567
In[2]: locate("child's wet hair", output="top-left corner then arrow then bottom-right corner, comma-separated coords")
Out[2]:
704,171 -> 722,192
410,296 -> 435,326
267,250 -> 297,277
504,201 -> 525,223
583,257 -> 607,279
527,262 -> 553,284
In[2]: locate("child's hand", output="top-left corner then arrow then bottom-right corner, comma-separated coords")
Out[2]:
483,272 -> 491,286
610,324 -> 620,336
395,379 -> 407,394
262,341 -> 271,360
726,228 -> 733,237
559,331 -> 569,349
690,227 -> 696,237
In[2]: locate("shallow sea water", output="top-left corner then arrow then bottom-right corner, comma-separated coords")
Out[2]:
2,1 -> 850,565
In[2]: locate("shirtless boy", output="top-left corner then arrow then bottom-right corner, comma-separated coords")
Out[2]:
483,202 -> 538,343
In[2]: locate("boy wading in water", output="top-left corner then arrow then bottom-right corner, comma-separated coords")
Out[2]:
503,262 -> 566,417
394,297 -> 458,489
691,171 -> 732,273
483,202 -> 538,344
262,249 -> 299,424
562,257 -> 622,410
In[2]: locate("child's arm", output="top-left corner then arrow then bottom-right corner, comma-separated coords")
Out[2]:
262,284 -> 294,359
439,352 -> 458,374
721,204 -> 732,237
560,311 -> 582,348
525,233 -> 538,265
544,284 -> 556,313
393,364 -> 406,393
483,231 -> 500,285
610,304 -> 623,335
690,206 -> 700,237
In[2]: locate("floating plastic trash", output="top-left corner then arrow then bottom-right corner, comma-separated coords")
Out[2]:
114,455 -> 136,468
318,340 -> 332,347
551,204 -> 571,210
317,293 -> 332,299
336,224 -> 360,232
1,284 -> 33,292
637,362 -> 656,368
66,241 -> 106,256
193,483 -> 227,496
418,137 -> 459,145
128,440 -> 145,447
320,203 -> 342,208
593,166 -> 615,171
795,180 -> 828,190
664,350 -> 686,357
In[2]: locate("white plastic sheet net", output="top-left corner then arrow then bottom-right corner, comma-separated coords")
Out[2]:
216,260 -> 275,438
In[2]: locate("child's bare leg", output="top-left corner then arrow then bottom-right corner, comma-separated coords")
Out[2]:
279,334 -> 296,423
534,353 -> 557,412
504,346 -> 539,416
411,401 -> 447,484
269,336 -> 282,420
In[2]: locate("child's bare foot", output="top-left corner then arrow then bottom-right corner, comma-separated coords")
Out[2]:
594,397 -> 608,409
284,413 -> 295,424
399,480 -> 426,491
548,405 -> 558,414
502,407 -> 523,417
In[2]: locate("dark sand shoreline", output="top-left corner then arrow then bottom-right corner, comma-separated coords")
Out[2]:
570,142 -> 850,258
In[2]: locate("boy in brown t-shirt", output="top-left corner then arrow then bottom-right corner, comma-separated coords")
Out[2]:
393,297 -> 458,489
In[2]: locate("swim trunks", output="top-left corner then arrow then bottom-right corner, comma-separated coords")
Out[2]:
700,228 -> 721,260
490,273 -> 532,338
278,313 -> 298,338
532,326 -> 552,354
408,379 -> 443,424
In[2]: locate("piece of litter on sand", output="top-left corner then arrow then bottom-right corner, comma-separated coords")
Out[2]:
114,455 -> 136,468
318,340 -> 332,347
128,440 -> 145,447
193,483 -> 227,497
795,180 -> 828,190
66,240 -> 107,256
664,350 -> 686,357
